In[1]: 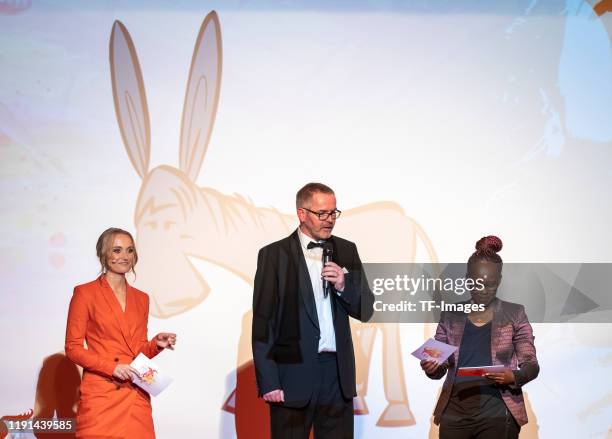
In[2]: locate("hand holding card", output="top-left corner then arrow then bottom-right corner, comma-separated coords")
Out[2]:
130,353 -> 173,396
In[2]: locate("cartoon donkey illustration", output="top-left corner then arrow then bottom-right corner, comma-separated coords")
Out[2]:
110,11 -> 437,427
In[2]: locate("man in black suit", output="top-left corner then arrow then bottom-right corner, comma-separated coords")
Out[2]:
252,182 -> 374,439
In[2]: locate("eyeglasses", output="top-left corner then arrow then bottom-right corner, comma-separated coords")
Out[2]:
300,207 -> 342,220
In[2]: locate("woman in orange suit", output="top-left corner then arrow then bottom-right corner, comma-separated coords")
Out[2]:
65,227 -> 177,438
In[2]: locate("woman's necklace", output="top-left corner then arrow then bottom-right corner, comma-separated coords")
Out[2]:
469,306 -> 493,325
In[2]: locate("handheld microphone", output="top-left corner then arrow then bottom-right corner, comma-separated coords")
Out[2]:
323,243 -> 333,298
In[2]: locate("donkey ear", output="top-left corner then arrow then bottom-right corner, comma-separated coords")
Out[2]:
179,11 -> 222,182
110,20 -> 151,179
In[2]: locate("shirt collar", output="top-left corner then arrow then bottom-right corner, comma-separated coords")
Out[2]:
297,227 -> 326,251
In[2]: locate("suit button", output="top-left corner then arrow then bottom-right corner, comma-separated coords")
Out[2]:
116,385 -> 120,390
114,358 -> 119,362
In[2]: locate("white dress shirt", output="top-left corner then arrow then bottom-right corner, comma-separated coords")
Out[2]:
297,228 -> 336,353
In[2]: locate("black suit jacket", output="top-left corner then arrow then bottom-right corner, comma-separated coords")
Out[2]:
252,230 -> 374,408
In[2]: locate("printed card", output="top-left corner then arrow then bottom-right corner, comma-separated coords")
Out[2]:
130,353 -> 172,396
411,338 -> 457,364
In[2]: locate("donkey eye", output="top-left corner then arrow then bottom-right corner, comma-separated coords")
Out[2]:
145,221 -> 157,230
164,221 -> 176,230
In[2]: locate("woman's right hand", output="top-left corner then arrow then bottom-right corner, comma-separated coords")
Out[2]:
113,364 -> 140,381
420,359 -> 442,374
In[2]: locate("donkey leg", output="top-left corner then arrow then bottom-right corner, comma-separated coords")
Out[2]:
352,322 -> 377,415
376,323 -> 415,427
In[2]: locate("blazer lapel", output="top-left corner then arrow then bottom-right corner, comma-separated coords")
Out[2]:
450,312 -> 466,364
490,298 -> 503,365
289,231 -> 320,331
98,276 -> 137,356
126,284 -> 143,353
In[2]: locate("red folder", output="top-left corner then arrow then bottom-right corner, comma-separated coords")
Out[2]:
456,365 -> 507,377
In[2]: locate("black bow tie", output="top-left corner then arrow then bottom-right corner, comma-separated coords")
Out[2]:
307,241 -> 326,250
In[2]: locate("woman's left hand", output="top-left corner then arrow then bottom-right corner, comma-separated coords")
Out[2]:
156,332 -> 177,350
485,368 -> 515,385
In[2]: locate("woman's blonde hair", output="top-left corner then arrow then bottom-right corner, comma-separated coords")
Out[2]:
96,227 -> 138,274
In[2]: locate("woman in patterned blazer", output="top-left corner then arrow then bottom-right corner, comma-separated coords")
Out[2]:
421,236 -> 539,439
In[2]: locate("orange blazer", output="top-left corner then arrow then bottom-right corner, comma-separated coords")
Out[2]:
65,276 -> 161,439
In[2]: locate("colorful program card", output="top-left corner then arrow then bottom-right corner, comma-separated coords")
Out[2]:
456,365 -> 507,377
130,353 -> 172,396
411,338 -> 458,364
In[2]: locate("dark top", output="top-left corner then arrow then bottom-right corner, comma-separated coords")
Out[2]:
442,319 -> 507,424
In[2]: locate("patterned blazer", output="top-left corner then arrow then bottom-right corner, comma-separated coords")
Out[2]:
427,298 -> 539,426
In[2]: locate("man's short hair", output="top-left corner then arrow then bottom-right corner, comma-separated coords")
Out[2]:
296,182 -> 335,208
